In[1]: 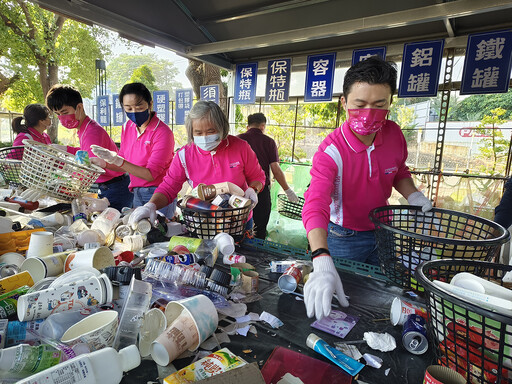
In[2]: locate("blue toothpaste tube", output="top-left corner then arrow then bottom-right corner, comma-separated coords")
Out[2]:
306,333 -> 365,376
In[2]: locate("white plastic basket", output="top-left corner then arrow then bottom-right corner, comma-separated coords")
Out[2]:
20,140 -> 105,201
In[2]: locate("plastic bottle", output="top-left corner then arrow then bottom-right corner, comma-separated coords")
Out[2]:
71,198 -> 87,222
82,196 -> 109,214
16,345 -> 141,384
5,319 -> 43,347
39,309 -> 95,340
0,344 -> 62,375
91,207 -> 121,236
4,197 -> 38,211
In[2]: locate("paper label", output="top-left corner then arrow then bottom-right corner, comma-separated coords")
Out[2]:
20,359 -> 94,384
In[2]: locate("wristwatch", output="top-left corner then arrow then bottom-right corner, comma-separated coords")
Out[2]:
311,248 -> 330,259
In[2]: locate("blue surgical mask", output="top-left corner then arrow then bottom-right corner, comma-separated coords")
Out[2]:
194,134 -> 221,151
126,109 -> 150,127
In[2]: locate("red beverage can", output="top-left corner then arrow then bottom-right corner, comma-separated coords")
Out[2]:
182,196 -> 219,216
278,264 -> 303,293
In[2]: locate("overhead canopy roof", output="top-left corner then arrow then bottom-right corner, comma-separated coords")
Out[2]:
33,0 -> 512,70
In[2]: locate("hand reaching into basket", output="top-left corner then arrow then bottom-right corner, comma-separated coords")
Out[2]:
284,188 -> 299,203
90,157 -> 107,168
407,191 -> 432,212
304,254 -> 349,320
90,145 -> 125,167
128,202 -> 157,229
244,187 -> 258,209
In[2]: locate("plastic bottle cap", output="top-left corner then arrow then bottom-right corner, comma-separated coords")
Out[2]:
306,333 -> 321,349
119,345 -> 141,371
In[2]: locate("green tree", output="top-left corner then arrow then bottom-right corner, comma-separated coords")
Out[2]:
0,0 -> 111,140
476,107 -> 509,174
130,65 -> 157,92
451,91 -> 512,121
266,104 -> 307,161
393,104 -> 418,142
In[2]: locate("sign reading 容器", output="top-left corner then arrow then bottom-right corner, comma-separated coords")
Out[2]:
234,63 -> 258,104
398,40 -> 444,98
175,89 -> 193,125
304,53 -> 336,102
200,85 -> 220,105
97,95 -> 110,127
153,90 -> 169,124
461,30 -> 512,95
352,47 -> 387,66
112,94 -> 125,126
265,59 -> 291,102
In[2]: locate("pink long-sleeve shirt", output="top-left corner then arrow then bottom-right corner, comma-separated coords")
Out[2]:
155,135 -> 265,206
118,113 -> 174,190
13,127 -> 52,147
302,120 -> 412,233
66,116 -> 124,184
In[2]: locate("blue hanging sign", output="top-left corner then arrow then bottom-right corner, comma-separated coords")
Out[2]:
265,58 -> 291,102
304,52 -> 336,102
234,63 -> 258,104
153,90 -> 169,124
351,47 -> 387,66
398,39 -> 445,97
460,30 -> 512,95
112,93 -> 125,126
96,95 -> 110,127
200,85 -> 220,105
175,89 -> 194,125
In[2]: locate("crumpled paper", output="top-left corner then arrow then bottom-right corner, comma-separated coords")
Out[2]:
363,332 -> 396,352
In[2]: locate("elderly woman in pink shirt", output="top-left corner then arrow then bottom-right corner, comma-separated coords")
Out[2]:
11,104 -> 52,158
128,101 -> 265,230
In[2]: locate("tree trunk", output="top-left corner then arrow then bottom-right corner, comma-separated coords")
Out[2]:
185,59 -> 227,114
0,72 -> 19,96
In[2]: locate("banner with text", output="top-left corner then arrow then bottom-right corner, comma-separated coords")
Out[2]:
175,89 -> 194,125
352,47 -> 387,66
200,85 -> 220,105
97,95 -> 110,127
153,90 -> 169,124
304,52 -> 336,102
265,58 -> 291,102
234,63 -> 258,104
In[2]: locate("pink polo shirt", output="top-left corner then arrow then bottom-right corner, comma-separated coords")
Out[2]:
66,116 -> 124,184
118,113 -> 174,190
13,127 -> 52,147
302,120 -> 411,233
155,135 -> 265,205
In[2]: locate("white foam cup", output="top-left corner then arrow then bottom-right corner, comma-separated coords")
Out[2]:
214,232 -> 235,256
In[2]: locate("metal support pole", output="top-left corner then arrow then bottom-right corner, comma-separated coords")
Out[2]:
430,48 -> 454,205
291,97 -> 299,162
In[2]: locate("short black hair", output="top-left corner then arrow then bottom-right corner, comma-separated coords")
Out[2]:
247,112 -> 266,126
119,82 -> 152,106
343,56 -> 397,99
46,84 -> 83,111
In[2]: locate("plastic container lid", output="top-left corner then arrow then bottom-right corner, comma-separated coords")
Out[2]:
209,268 -> 230,287
306,333 -> 321,349
119,345 -> 142,372
102,266 -> 142,284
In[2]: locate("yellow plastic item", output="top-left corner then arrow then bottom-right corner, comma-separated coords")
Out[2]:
0,271 -> 34,295
0,228 -> 45,255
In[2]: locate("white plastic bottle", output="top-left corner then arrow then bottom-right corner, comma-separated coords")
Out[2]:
17,345 -> 141,384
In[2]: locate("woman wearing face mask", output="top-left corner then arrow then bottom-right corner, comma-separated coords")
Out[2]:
46,84 -> 133,211
12,104 -> 52,155
91,82 -> 175,218
126,100 -> 265,230
301,57 -> 433,321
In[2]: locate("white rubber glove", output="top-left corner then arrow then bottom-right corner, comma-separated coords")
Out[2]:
128,202 -> 157,229
304,255 -> 349,320
19,188 -> 43,202
244,187 -> 258,209
90,157 -> 107,169
90,145 -> 124,167
407,191 -> 433,212
284,188 -> 299,203
51,144 -> 67,152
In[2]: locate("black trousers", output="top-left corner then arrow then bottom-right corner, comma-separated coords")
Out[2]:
253,185 -> 271,239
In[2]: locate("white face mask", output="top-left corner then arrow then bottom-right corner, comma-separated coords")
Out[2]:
194,134 -> 221,151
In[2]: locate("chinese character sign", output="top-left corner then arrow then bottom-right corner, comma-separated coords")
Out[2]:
461,30 -> 512,95
304,53 -> 336,102
112,94 -> 125,126
175,89 -> 194,125
234,63 -> 258,104
265,59 -> 291,102
153,90 -> 169,124
398,39 -> 445,97
351,47 -> 386,66
200,85 -> 220,105
96,95 -> 110,127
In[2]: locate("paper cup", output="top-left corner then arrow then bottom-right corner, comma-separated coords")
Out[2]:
139,308 -> 167,357
230,262 -> 255,284
241,270 -> 259,294
0,253 -> 25,267
61,310 -> 118,351
214,232 -> 235,256
39,213 -> 64,227
164,294 -> 218,350
64,246 -> 115,272
424,365 -> 466,384
390,297 -> 428,326
21,255 -> 65,283
26,231 -> 54,258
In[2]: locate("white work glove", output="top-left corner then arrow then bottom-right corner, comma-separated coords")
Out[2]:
244,187 -> 258,209
90,145 -> 124,167
304,255 -> 349,320
284,188 -> 299,203
90,157 -> 107,169
19,188 -> 43,202
128,202 -> 157,229
51,144 -> 67,152
407,191 -> 433,212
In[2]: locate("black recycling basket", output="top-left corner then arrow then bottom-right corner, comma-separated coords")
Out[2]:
178,199 -> 251,239
277,194 -> 305,221
369,205 -> 509,291
416,259 -> 512,384
0,146 -> 24,187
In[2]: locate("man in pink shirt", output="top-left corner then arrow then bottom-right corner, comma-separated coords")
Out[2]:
302,57 -> 432,320
127,101 -> 265,230
46,84 -> 132,211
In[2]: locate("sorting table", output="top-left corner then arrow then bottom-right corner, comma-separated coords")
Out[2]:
121,239 -> 435,384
